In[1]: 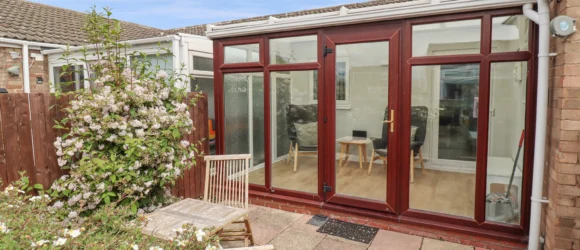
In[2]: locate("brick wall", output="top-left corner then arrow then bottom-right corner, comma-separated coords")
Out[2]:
544,1 -> 580,249
0,47 -> 50,93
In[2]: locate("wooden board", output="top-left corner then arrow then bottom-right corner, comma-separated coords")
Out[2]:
142,198 -> 247,240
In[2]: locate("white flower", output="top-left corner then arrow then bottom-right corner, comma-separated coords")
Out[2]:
57,158 -> 67,167
180,140 -> 190,148
205,245 -> 217,250
195,229 -> 206,242
68,211 -> 78,219
31,240 -> 50,247
0,222 -> 10,233
53,237 -> 67,246
65,229 -> 81,238
172,227 -> 185,234
130,243 -> 139,250
83,115 -> 92,123
149,246 -> 163,250
156,70 -> 168,79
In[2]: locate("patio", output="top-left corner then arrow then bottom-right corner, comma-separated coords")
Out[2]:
221,205 -> 482,250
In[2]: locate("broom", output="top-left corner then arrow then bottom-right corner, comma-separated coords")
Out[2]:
505,130 -> 525,199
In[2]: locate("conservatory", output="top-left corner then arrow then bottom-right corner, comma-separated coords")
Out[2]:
207,0 -> 537,243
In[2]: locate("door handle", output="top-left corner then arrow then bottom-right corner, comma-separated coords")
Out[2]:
383,109 -> 395,133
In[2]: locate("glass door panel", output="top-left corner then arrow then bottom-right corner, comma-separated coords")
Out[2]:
223,73 -> 265,186
334,42 -> 390,202
409,64 -> 478,218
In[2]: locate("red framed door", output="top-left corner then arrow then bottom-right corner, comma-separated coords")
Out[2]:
322,22 -> 402,213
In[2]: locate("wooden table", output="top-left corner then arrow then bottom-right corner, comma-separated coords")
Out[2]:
142,198 -> 248,240
337,136 -> 372,169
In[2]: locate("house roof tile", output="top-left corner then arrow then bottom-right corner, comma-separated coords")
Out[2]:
0,0 -> 166,46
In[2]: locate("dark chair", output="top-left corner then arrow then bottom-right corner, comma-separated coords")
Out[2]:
369,106 -> 428,183
286,104 -> 318,172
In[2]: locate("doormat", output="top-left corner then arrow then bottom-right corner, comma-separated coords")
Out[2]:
316,218 -> 379,244
306,214 -> 328,227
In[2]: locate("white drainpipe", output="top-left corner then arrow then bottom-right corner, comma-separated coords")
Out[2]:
22,44 -> 30,93
523,1 -> 550,250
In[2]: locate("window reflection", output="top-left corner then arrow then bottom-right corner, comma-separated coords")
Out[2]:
413,19 -> 481,57
270,35 -> 317,64
492,15 -> 529,53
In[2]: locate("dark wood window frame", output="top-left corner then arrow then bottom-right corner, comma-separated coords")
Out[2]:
212,6 -> 537,241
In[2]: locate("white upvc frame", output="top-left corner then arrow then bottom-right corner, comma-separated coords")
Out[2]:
48,61 -> 90,93
309,58 -> 350,109
189,50 -> 214,78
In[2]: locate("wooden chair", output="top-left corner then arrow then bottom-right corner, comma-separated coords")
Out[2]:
204,154 -> 254,246
369,106 -> 427,183
285,104 -> 318,173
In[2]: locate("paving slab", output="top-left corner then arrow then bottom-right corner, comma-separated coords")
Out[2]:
248,205 -> 268,221
290,215 -> 327,238
421,238 -> 474,250
250,208 -> 302,245
269,228 -> 325,250
314,238 -> 367,250
368,230 -> 423,250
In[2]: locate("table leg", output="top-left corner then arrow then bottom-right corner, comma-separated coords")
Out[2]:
362,144 -> 368,163
338,144 -> 345,167
358,145 -> 363,169
343,144 -> 350,167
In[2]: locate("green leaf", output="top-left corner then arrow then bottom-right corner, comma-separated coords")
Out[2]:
104,196 -> 111,204
130,108 -> 137,117
33,184 -> 43,190
131,203 -> 137,214
172,129 -> 180,139
106,191 -> 116,197
110,175 -> 117,183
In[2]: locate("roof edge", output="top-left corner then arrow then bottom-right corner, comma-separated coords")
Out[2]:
206,0 -> 535,39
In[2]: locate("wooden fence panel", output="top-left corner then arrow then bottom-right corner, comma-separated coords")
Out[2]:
0,93 -> 208,199
16,94 -> 36,185
0,95 -> 22,184
30,93 -> 51,189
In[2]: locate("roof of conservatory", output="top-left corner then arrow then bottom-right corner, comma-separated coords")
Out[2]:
205,0 -> 535,39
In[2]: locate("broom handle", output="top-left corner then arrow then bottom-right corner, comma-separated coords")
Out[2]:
506,130 -> 525,198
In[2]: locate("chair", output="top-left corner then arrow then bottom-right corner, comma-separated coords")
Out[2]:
204,154 -> 254,246
368,106 -> 428,183
285,104 -> 318,172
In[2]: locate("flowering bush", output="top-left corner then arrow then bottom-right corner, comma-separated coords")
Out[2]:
0,177 -> 219,249
49,7 -> 200,215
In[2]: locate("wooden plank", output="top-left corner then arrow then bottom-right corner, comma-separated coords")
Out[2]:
45,95 -> 60,182
190,93 -> 199,198
183,94 -> 192,199
30,94 -> 50,189
0,94 -> 22,184
199,92 -> 209,198
16,94 -> 36,185
0,95 -> 7,188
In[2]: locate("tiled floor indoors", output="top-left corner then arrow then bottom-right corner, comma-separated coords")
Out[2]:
221,205 -> 483,250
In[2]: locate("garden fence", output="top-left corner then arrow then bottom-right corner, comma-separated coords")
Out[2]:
0,92 -> 208,199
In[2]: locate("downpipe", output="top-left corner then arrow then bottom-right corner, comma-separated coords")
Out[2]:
522,2 -> 551,250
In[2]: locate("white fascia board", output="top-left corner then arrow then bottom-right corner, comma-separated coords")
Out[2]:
206,0 -> 535,39
0,37 -> 67,49
177,33 -> 209,40
42,35 -> 181,55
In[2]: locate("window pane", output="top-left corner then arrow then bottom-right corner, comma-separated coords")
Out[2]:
134,54 -> 173,72
413,19 -> 481,57
224,44 -> 259,64
409,64 -> 479,218
335,42 -> 389,202
492,15 -> 529,53
270,35 -> 317,64
486,62 -> 527,225
224,73 -> 265,185
53,65 -> 83,92
193,56 -> 214,71
270,71 -> 318,194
